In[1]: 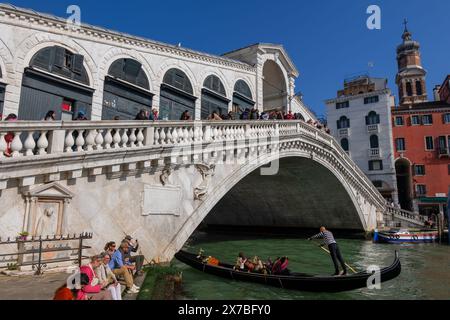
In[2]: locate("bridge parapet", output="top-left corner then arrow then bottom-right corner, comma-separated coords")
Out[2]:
384,206 -> 425,228
0,120 -> 386,211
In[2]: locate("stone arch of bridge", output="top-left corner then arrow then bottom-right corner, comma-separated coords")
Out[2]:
162,151 -> 367,259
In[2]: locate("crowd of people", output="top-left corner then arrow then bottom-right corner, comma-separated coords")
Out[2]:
232,252 -> 290,276
1,107 -> 330,157
53,235 -> 145,301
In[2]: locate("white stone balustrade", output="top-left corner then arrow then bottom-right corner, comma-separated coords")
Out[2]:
0,119 -> 396,214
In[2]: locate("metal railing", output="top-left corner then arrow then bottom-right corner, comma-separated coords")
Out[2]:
0,232 -> 93,275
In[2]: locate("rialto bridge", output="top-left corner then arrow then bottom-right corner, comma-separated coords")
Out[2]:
0,120 -> 423,263
0,4 -> 424,265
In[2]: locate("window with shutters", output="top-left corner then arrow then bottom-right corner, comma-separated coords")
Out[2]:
395,116 -> 404,126
364,96 -> 379,104
444,113 -> 450,124
414,165 -> 426,176
108,59 -> 149,90
204,75 -> 226,96
163,69 -> 193,94
336,101 -> 349,109
396,138 -> 406,152
411,115 -> 421,125
425,136 -> 434,151
29,46 -> 89,85
422,114 -> 433,125
234,80 -> 253,99
415,184 -> 427,196
337,116 -> 350,129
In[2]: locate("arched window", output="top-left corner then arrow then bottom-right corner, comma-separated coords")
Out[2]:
201,75 -> 229,119
366,111 -> 380,125
19,46 -> 93,120
370,135 -> 379,149
203,75 -> 226,96
337,116 -> 350,129
233,80 -> 255,114
406,82 -> 413,96
341,138 -> 349,152
234,80 -> 253,100
163,68 -> 193,94
29,46 -> 89,85
108,58 -> 149,90
416,81 -> 423,96
102,58 -> 153,120
160,68 -> 196,120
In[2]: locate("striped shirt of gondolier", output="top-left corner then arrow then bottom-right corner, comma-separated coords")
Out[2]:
310,231 -> 337,246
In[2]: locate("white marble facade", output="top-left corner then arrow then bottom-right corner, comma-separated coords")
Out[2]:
0,4 -> 312,121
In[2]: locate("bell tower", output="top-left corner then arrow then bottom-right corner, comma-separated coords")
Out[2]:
396,20 -> 428,105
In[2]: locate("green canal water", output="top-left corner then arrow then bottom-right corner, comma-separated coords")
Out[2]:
173,235 -> 450,300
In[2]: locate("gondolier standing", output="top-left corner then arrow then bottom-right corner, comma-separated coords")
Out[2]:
308,227 -> 347,276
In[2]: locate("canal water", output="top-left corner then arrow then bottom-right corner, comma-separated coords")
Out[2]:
173,234 -> 450,300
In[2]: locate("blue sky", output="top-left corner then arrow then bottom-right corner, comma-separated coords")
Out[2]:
7,0 -> 450,116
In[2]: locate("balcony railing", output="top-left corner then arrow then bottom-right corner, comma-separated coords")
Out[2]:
338,128 -> 350,137
368,148 -> 382,158
367,124 -> 379,133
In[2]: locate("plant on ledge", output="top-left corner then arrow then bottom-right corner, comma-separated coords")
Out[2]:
18,231 -> 29,241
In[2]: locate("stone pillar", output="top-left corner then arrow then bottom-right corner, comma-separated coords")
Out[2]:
255,54 -> 265,111
288,75 -> 296,112
48,129 -> 66,154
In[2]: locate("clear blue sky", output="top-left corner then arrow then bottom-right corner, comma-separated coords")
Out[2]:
7,0 -> 450,116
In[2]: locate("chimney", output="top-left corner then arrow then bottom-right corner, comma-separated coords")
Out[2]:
434,85 -> 441,101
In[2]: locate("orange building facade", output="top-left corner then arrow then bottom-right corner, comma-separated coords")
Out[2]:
392,103 -> 450,215
391,25 -> 450,217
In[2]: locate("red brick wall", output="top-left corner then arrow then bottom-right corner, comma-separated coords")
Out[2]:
392,110 -> 450,198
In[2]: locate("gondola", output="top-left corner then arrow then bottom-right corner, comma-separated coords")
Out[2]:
175,250 -> 401,293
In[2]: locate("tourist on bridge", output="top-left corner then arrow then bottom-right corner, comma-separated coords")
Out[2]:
135,109 -> 148,120
180,110 -> 191,121
43,110 -> 56,121
149,108 -> 160,121
308,227 -> 347,276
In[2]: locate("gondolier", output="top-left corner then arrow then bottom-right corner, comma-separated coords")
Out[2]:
308,227 -> 347,276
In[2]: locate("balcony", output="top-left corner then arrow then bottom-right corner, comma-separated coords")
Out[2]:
368,148 -> 382,158
338,128 -> 350,137
367,124 -> 379,133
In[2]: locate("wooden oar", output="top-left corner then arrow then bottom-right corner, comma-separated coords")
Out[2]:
317,245 -> 358,274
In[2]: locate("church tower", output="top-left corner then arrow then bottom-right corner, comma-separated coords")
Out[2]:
396,20 -> 428,105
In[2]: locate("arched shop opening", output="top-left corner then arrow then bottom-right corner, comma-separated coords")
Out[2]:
201,75 -> 229,119
0,66 -> 5,117
160,68 -> 196,120
395,158 -> 413,211
262,60 -> 288,111
18,46 -> 93,120
232,80 -> 255,115
102,58 -> 153,120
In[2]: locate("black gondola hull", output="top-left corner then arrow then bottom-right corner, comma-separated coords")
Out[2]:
175,250 -> 401,293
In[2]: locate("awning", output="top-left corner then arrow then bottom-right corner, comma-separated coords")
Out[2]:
418,197 -> 448,204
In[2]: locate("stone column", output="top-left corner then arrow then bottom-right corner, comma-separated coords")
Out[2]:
288,75 -> 296,112
29,197 -> 38,235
